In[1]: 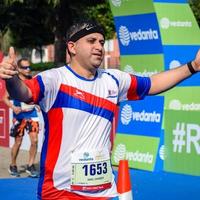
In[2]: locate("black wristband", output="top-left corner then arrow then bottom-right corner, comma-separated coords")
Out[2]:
187,61 -> 197,74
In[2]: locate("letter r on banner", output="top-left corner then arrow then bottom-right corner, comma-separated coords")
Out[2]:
187,124 -> 200,155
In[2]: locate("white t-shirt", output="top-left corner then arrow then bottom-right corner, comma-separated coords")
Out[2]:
25,65 -> 151,199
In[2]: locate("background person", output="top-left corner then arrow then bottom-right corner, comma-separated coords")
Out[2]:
0,19 -> 200,199
3,58 -> 39,178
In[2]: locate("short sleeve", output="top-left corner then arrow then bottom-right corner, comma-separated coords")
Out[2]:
106,69 -> 151,102
24,69 -> 61,112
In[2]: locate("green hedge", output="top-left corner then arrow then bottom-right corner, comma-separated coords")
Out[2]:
30,62 -> 55,71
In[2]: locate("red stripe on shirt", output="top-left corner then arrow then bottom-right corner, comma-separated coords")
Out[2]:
127,75 -> 140,100
60,84 -> 117,113
41,108 -> 64,199
24,78 -> 40,103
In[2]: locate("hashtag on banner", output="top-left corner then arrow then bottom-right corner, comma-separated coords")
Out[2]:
172,122 -> 186,153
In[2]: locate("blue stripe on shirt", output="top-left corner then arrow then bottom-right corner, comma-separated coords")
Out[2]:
52,91 -> 114,122
36,75 -> 45,102
136,76 -> 151,99
37,111 -> 48,200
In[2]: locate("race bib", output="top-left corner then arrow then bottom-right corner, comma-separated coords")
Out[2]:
70,149 -> 112,191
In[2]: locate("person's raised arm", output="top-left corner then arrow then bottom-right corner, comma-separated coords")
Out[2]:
149,49 -> 200,95
0,47 -> 32,103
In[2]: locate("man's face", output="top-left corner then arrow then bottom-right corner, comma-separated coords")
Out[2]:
18,60 -> 31,77
72,33 -> 105,70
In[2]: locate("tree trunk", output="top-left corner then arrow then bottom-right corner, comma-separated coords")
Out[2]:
39,45 -> 43,63
54,37 -> 66,67
54,0 -> 72,67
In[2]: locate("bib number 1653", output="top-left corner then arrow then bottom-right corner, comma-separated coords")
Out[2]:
82,162 -> 107,176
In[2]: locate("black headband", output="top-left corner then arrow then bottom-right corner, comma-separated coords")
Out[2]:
68,24 -> 105,42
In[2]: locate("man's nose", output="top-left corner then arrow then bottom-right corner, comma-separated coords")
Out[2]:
95,42 -> 103,51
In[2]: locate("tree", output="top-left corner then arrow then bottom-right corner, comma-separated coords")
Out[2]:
84,1 -> 115,39
0,0 -> 55,61
0,0 -> 115,65
9,1 -> 55,62
189,0 -> 200,27
47,0 -> 115,66
48,0 -> 72,66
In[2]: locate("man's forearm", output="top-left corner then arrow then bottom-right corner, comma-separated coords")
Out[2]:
6,75 -> 32,103
149,64 -> 192,95
2,94 -> 14,109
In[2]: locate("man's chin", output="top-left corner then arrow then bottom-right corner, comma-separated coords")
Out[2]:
24,74 -> 32,79
92,60 -> 102,68
91,64 -> 100,69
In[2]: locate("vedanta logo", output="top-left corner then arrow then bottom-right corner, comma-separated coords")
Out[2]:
159,145 -> 165,160
119,26 -> 159,46
169,99 -> 200,111
113,143 -> 126,163
119,26 -> 130,46
160,17 -> 192,29
114,143 -> 153,164
132,110 -> 161,123
121,104 -> 132,125
123,64 -> 158,76
121,104 -> 161,125
169,60 -> 181,69
123,65 -> 134,74
111,0 -> 122,7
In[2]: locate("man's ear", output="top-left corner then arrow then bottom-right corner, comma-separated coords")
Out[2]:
67,41 -> 76,55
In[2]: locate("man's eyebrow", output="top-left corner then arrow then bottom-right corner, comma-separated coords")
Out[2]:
86,35 -> 98,39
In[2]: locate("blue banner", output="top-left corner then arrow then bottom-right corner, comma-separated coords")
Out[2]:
154,129 -> 164,171
117,96 -> 164,137
163,45 -> 200,86
114,13 -> 163,55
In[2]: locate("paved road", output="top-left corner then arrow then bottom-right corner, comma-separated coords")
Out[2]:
0,146 -> 40,178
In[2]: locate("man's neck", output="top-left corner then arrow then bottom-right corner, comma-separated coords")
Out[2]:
18,74 -> 30,81
70,61 -> 97,79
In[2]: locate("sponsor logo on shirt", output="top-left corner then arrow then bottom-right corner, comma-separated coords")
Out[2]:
74,89 -> 85,100
79,152 -> 93,161
107,89 -> 118,98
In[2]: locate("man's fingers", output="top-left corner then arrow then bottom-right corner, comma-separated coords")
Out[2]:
1,63 -> 15,70
7,47 -> 17,69
9,47 -> 16,61
0,68 -> 18,79
0,73 -> 13,79
0,47 -> 18,79
4,69 -> 18,75
0,62 -> 16,70
1,47 -> 16,64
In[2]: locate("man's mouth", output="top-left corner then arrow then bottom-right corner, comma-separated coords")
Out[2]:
92,53 -> 102,58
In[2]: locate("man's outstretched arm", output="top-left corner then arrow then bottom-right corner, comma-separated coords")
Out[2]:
149,50 -> 200,95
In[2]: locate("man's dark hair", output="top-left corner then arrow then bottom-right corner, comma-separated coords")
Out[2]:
66,19 -> 105,43
17,58 -> 32,79
17,58 -> 30,68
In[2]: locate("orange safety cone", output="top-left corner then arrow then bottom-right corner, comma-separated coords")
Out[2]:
117,160 -> 133,200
